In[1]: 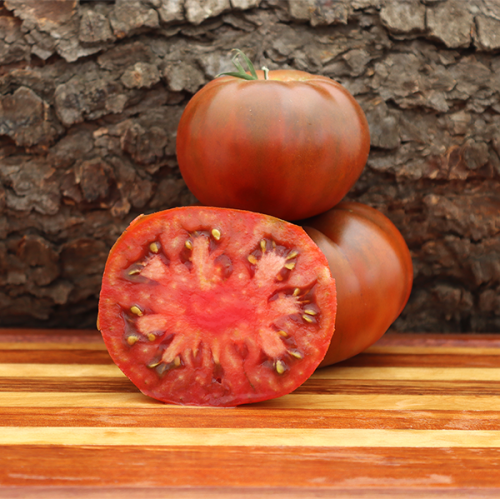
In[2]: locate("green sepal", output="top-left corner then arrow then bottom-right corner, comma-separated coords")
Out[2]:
234,49 -> 258,79
217,71 -> 258,81
216,48 -> 259,80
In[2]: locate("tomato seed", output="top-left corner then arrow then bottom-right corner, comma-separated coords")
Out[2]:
130,306 -> 143,316
147,358 -> 162,368
126,335 -> 139,346
275,360 -> 286,375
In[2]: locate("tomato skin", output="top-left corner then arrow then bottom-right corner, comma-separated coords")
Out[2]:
176,70 -> 370,221
301,202 -> 413,367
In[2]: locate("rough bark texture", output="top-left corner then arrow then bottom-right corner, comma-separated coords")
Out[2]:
0,0 -> 499,332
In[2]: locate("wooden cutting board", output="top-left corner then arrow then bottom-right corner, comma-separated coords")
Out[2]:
1,328 -> 500,498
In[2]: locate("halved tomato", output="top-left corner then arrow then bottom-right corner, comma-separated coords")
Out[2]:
98,206 -> 336,406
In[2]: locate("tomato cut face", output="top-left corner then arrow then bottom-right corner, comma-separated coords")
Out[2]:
98,207 -> 336,407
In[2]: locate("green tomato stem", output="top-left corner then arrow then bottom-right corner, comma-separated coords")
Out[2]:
216,48 -> 259,80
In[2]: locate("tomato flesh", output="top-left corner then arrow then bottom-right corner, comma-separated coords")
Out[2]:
98,207 -> 336,406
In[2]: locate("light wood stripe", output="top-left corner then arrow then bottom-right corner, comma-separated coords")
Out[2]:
1,426 -> 500,448
0,392 -> 499,411
3,364 -> 500,381
313,366 -> 500,381
0,364 -> 124,378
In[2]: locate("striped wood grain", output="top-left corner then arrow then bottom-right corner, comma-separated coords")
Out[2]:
1,329 -> 500,498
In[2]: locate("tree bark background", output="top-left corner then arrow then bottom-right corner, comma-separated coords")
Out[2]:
0,0 -> 499,332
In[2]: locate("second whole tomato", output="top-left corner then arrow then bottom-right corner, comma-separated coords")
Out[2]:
301,202 -> 413,367
176,51 -> 370,221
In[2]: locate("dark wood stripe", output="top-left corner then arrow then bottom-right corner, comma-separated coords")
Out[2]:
2,349 -> 500,368
0,350 -> 113,364
1,408 -> 500,430
1,330 -> 499,348
0,377 -> 137,393
375,333 -> 500,348
0,329 -> 102,343
3,377 -> 500,397
1,445 -> 500,493
336,352 -> 500,368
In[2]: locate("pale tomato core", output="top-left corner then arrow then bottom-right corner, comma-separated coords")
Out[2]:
187,288 -> 255,332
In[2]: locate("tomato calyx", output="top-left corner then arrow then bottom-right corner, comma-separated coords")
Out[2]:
216,48 -> 269,81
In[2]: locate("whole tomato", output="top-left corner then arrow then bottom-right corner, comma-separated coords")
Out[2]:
301,201 -> 413,367
176,51 -> 370,221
